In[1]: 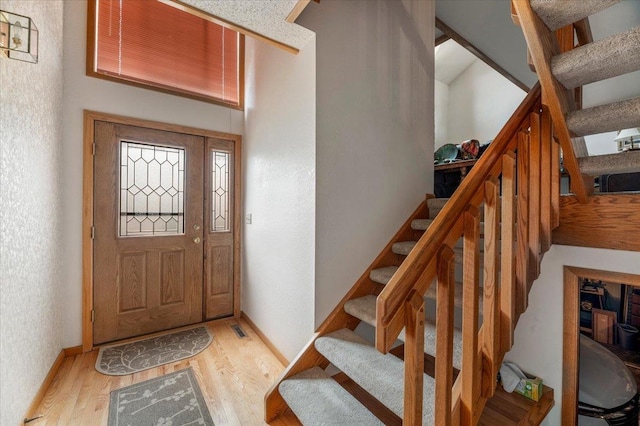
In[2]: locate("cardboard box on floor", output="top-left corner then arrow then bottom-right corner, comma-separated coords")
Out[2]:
514,376 -> 543,402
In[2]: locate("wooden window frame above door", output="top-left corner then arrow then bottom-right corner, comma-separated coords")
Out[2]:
562,266 -> 640,425
82,110 -> 242,352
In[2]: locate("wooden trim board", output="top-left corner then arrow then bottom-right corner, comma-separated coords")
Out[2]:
82,110 -> 242,352
286,0 -> 311,23
553,194 -> 640,252
435,17 -> 530,92
159,0 -> 300,55
23,350 -> 66,424
241,312 -> 289,367
563,267 -> 640,425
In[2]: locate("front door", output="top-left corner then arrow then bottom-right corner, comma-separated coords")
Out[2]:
93,121 -> 205,344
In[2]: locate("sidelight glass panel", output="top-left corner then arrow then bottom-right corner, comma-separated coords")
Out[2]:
119,141 -> 185,236
211,150 -> 230,232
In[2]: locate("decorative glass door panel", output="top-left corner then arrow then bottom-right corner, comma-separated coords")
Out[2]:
211,150 -> 230,232
93,122 -> 204,344
119,141 -> 186,236
204,139 -> 235,320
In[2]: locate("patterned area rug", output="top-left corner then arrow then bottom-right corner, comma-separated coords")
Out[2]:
96,327 -> 212,375
108,367 -> 214,426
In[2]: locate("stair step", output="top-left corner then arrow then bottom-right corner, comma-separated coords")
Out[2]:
411,218 -> 434,230
552,27 -> 640,89
368,265 -> 483,309
279,366 -> 384,426
566,96 -> 640,137
315,328 -> 435,424
370,266 -> 399,285
426,198 -> 485,221
530,0 -> 620,31
392,241 -> 417,256
427,198 -> 449,219
579,150 -> 640,177
344,295 -> 464,370
392,241 -> 476,265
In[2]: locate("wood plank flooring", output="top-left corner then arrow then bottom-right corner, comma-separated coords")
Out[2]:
30,318 -> 301,425
29,318 -> 554,425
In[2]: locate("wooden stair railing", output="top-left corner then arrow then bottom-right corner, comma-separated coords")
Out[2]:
511,0 -> 593,203
375,83 -> 561,424
264,196 -> 435,422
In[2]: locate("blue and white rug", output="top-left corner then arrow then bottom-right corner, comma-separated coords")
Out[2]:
108,367 -> 214,426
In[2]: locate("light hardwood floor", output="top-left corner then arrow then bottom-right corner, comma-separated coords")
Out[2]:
31,318 -> 300,425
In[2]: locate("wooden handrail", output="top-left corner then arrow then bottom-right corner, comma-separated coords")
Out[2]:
373,81 -> 563,424
267,4 -> 592,424
375,83 -> 542,353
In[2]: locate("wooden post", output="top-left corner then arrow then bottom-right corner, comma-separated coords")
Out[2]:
482,177 -> 500,398
516,132 -> 530,316
540,107 -> 553,253
528,111 -> 542,283
500,151 -> 517,354
551,140 -> 561,229
461,206 -> 480,426
404,289 -> 425,426
435,245 -> 456,425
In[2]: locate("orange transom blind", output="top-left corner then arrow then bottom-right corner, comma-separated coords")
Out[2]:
95,0 -> 239,105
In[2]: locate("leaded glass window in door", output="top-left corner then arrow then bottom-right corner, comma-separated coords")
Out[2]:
211,150 -> 230,232
119,141 -> 185,236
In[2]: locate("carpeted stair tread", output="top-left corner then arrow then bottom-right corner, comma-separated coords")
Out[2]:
567,97 -> 640,137
279,366 -> 384,426
392,241 -> 417,256
411,218 -> 435,231
370,266 -> 399,285
344,295 -> 464,370
579,150 -> 640,176
424,278 -> 484,311
552,27 -> 640,89
393,242 -> 483,264
426,199 -> 485,221
530,0 -> 620,31
427,198 -> 450,219
315,328 -> 435,424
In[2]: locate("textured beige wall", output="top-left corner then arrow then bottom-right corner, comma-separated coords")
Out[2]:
242,36 -> 316,361
298,0 -> 435,327
0,1 -> 65,424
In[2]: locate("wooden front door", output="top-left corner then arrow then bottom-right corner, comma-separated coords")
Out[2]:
93,121 -> 206,344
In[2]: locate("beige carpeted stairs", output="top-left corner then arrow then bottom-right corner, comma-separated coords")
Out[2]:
279,197 -> 474,424
277,1 -> 640,424
525,0 -> 640,178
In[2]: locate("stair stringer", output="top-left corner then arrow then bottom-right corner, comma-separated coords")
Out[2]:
264,197 -> 432,422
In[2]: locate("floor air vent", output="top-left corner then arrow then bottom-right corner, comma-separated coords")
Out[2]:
231,324 -> 246,338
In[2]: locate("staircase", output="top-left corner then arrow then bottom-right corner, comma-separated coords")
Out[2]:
266,1 -> 640,424
513,0 -> 640,203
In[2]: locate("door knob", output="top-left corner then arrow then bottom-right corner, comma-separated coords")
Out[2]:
193,224 -> 201,230
193,237 -> 201,244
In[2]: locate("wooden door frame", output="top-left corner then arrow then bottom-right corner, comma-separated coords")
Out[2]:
82,110 -> 242,352
562,266 -> 640,424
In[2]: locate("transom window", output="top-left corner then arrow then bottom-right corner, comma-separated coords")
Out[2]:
88,0 -> 242,108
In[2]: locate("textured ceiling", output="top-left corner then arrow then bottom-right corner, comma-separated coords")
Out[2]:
172,0 -> 315,51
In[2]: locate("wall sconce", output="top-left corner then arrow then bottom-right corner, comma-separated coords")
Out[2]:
0,10 -> 38,63
615,128 -> 640,152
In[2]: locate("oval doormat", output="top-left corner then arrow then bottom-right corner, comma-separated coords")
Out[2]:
96,326 -> 213,375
